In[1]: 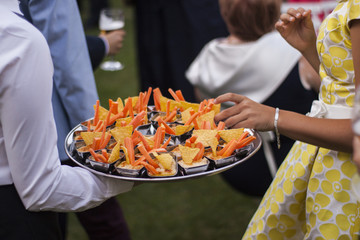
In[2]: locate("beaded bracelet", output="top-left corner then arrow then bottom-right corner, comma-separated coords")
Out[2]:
274,107 -> 281,149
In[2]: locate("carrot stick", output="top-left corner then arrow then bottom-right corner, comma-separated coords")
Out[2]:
129,111 -> 146,129
185,112 -> 199,126
217,139 -> 236,156
150,148 -> 168,153
168,88 -> 180,101
222,140 -> 238,157
175,90 -> 185,101
193,142 -> 204,161
199,101 -> 205,112
124,137 -> 135,166
143,162 -> 159,175
97,154 -> 108,163
109,111 -> 125,125
87,120 -> 91,132
143,87 -> 152,109
156,117 -> 176,135
236,136 -> 256,149
134,130 -> 151,151
89,148 -> 102,162
189,135 -> 197,143
217,121 -> 225,130
102,149 -> 109,160
238,132 -> 249,142
153,126 -> 164,149
160,137 -> 171,149
99,133 -> 111,149
128,97 -> 134,118
138,92 -> 144,113
94,120 -> 104,132
134,156 -> 146,166
137,145 -> 160,168
166,100 -> 170,118
153,88 -> 162,110
164,109 -> 177,122
91,137 -> 101,150
93,100 -> 100,126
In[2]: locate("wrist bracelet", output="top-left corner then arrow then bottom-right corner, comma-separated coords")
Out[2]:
274,107 -> 281,149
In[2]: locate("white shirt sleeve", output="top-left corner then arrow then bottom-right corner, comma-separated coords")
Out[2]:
0,8 -> 133,212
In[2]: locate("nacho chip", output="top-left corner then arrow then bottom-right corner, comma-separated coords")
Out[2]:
154,153 -> 174,170
192,129 -> 218,147
197,110 -> 215,127
180,107 -> 193,124
95,106 -> 112,121
115,117 -> 133,127
116,97 -> 124,113
125,96 -> 139,108
179,145 -> 200,165
110,126 -> 133,145
218,128 -> 245,143
160,96 -> 180,112
108,141 -> 121,163
211,103 -> 221,114
121,146 -> 130,164
174,125 -> 193,136
208,136 -> 219,157
80,132 -> 103,146
179,101 -> 199,112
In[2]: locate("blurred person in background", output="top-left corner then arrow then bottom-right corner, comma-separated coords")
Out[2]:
18,0 -> 132,239
130,0 -> 228,103
186,0 -> 318,197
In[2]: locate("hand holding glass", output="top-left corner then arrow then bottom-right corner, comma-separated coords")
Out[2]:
99,8 -> 125,71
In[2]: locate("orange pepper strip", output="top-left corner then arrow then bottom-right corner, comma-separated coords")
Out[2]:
93,100 -> 100,126
137,145 -> 160,168
164,109 -> 177,122
175,90 -> 185,101
156,117 -> 176,135
160,137 -> 171,149
185,112 -> 199,126
168,88 -> 180,102
217,139 -> 236,156
129,111 -> 146,129
134,130 -> 152,151
124,137 -> 135,166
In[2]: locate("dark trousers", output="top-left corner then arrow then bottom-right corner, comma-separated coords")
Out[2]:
0,184 -> 62,240
59,160 -> 131,240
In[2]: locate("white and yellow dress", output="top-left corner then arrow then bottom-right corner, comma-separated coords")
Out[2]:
243,0 -> 360,239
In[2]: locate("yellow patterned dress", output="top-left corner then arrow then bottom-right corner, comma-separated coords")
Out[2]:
243,0 -> 360,239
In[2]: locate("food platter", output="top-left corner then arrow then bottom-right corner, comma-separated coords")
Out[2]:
65,123 -> 262,182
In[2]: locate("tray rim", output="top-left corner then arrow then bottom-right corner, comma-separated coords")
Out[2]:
65,123 -> 262,182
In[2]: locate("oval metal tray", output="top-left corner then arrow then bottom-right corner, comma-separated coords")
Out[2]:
65,124 -> 262,182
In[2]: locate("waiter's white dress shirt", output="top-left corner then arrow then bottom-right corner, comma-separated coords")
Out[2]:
0,5 -> 133,212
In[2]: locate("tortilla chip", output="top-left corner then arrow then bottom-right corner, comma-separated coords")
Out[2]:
218,128 -> 244,143
208,136 -> 219,157
179,101 -> 199,112
211,103 -> 221,114
179,145 -> 200,165
80,132 -> 103,146
116,97 -> 124,113
95,106 -> 110,121
197,110 -> 215,127
160,96 -> 180,112
108,141 -> 121,163
115,117 -> 133,127
154,153 -> 174,170
121,146 -> 130,164
110,126 -> 133,145
174,125 -> 193,136
192,129 -> 218,147
125,96 -> 139,108
180,107 -> 193,123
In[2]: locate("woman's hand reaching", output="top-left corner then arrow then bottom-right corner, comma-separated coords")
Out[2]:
214,93 -> 275,131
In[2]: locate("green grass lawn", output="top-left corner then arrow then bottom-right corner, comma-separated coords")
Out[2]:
66,1 -> 261,239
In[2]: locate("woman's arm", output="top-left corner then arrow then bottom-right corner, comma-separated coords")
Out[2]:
214,94 -> 353,153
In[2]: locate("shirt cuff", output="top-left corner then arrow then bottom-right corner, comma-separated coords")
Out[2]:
99,35 -> 109,56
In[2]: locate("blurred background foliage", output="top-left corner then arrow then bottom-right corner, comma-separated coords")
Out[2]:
67,1 -> 260,239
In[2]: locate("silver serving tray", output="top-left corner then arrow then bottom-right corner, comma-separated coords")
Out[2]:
65,123 -> 262,182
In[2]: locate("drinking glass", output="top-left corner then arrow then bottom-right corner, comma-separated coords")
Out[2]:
99,8 -> 125,71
